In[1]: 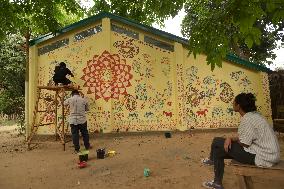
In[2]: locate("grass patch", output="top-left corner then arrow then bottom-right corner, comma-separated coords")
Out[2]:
0,119 -> 17,126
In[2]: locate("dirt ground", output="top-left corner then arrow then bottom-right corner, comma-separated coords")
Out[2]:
0,126 -> 284,189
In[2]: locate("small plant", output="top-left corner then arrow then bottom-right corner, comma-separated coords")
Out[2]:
16,111 -> 25,136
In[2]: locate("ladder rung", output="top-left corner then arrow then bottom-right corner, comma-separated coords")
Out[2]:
38,123 -> 55,126
38,97 -> 55,101
37,110 -> 55,113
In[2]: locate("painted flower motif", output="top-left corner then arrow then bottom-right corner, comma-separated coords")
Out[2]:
81,50 -> 133,101
113,39 -> 139,58
220,82 -> 234,103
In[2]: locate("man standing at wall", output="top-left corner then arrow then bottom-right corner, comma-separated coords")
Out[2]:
64,90 -> 91,153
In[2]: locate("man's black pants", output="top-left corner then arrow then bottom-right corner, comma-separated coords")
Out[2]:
53,77 -> 71,85
209,137 -> 255,184
70,122 -> 90,151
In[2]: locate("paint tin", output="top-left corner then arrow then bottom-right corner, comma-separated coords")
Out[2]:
78,150 -> 89,162
96,148 -> 105,159
164,132 -> 171,138
144,168 -> 150,177
107,150 -> 116,157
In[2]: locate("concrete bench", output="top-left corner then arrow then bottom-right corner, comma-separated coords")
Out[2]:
229,160 -> 284,189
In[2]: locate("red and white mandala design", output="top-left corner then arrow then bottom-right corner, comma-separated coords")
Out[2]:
81,50 -> 133,101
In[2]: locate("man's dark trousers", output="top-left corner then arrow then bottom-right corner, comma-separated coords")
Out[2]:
70,122 -> 90,151
209,137 -> 255,184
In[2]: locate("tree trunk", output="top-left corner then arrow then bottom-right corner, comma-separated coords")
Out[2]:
25,29 -> 30,82
24,28 -> 30,140
231,41 -> 250,60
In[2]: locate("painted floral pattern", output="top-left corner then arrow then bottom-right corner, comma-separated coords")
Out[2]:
81,50 -> 133,101
113,39 -> 139,58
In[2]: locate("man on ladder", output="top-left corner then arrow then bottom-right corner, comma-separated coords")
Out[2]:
53,62 -> 74,86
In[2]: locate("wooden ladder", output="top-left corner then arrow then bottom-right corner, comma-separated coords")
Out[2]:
27,85 -> 79,150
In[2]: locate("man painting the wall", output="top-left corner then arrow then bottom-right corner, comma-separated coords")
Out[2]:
64,90 -> 91,153
53,62 -> 74,85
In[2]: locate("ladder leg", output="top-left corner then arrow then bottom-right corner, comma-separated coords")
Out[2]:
27,88 -> 41,148
54,90 -> 58,141
62,89 -> 65,151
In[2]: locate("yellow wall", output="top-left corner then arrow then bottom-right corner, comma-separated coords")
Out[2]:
109,22 -> 175,132
181,53 -> 272,128
28,17 -> 272,134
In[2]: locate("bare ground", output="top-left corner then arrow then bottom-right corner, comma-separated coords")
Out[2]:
0,126 -> 284,189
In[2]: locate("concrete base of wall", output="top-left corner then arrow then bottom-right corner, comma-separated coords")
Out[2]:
29,127 -> 238,142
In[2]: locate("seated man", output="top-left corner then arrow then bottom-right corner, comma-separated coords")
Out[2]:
202,93 -> 280,189
53,62 -> 74,85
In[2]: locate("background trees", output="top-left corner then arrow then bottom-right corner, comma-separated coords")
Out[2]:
181,0 -> 284,69
0,0 -> 83,116
0,0 -> 83,41
0,34 -> 25,115
88,0 -> 184,26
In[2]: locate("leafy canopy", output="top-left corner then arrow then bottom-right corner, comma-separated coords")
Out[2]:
88,0 -> 184,26
0,0 -> 83,40
0,0 -> 84,115
181,0 -> 284,70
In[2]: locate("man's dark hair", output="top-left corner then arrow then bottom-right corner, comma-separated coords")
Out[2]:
71,90 -> 80,96
59,62 -> 66,67
234,93 -> 257,113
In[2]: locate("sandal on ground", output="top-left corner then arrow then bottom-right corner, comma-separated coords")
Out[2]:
201,158 -> 214,166
202,180 -> 224,189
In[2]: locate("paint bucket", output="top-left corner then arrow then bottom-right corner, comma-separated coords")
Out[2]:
164,132 -> 171,138
107,150 -> 116,157
77,161 -> 87,168
96,148 -> 105,159
144,168 -> 150,177
78,150 -> 89,162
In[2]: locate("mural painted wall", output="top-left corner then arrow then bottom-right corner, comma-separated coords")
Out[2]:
109,22 -> 176,132
29,18 -> 272,135
181,54 -> 272,129
35,22 -> 108,134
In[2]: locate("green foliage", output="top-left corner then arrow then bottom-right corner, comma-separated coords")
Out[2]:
0,119 -> 17,127
88,0 -> 184,26
0,0 -> 83,40
0,34 -> 25,115
0,0 -> 16,40
17,111 -> 26,135
181,0 -> 284,70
